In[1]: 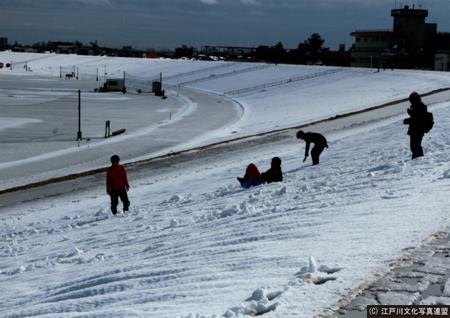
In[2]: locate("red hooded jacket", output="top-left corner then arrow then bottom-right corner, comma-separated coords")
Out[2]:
106,164 -> 130,194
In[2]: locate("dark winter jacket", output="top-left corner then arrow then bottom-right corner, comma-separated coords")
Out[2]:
106,164 -> 130,195
261,166 -> 283,183
403,101 -> 428,136
304,132 -> 328,157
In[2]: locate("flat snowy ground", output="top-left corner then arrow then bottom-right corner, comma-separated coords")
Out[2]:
1,53 -> 450,317
0,71 -> 241,191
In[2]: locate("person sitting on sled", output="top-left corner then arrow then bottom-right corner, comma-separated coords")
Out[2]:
237,157 -> 283,184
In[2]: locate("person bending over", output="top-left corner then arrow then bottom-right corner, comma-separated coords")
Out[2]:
296,130 -> 329,165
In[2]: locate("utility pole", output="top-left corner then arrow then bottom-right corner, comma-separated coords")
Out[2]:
77,90 -> 82,146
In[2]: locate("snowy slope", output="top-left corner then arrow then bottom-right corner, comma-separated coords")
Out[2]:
1,53 -> 450,317
2,101 -> 450,318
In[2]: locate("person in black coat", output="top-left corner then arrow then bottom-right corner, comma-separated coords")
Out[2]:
297,130 -> 329,165
403,92 -> 428,159
237,157 -> 283,184
260,157 -> 283,183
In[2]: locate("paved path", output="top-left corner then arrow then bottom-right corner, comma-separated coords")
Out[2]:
333,230 -> 450,317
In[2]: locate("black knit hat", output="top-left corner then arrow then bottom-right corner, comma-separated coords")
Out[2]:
272,157 -> 282,167
110,155 -> 120,163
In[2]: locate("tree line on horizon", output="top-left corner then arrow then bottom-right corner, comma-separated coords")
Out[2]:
252,33 -> 350,66
5,33 -> 351,66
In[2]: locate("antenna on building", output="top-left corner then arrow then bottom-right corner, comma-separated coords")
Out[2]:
418,0 -> 423,9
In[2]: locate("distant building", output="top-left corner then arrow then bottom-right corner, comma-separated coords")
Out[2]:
326,44 -> 351,67
77,48 -> 94,55
435,53 -> 450,71
174,45 -> 195,58
54,41 -> 77,50
143,52 -> 158,59
200,46 -> 256,60
105,79 -> 125,93
350,5 -> 449,69
0,37 -> 7,50
436,32 -> 450,51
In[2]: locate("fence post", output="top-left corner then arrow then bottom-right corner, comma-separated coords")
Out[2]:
105,120 -> 110,138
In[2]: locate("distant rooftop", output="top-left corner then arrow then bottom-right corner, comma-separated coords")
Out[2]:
391,5 -> 428,17
353,29 -> 392,33
350,30 -> 405,37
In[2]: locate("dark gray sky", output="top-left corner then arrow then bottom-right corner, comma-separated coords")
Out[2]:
1,0 -> 450,51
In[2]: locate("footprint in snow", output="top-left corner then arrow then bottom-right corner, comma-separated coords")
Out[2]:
294,255 -> 342,285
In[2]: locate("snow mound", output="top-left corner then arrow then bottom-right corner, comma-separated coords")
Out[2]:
294,256 -> 342,285
223,287 -> 283,317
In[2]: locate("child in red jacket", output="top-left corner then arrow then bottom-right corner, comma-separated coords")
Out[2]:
106,155 -> 130,214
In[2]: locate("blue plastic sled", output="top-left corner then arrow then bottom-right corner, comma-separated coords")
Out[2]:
240,180 -> 267,188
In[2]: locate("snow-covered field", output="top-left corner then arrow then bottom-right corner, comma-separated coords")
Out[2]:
1,52 -> 450,317
3,52 -> 450,140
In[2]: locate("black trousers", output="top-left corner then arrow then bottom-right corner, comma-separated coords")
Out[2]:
311,144 -> 326,165
410,134 -> 424,160
110,188 -> 130,214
